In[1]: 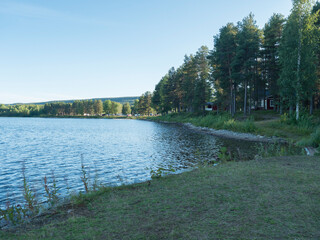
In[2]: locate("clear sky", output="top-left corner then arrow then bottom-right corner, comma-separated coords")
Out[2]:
0,0 -> 293,104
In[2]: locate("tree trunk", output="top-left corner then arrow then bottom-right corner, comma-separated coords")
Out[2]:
296,101 -> 299,121
310,95 -> 314,115
263,89 -> 266,110
233,83 -> 237,116
289,105 -> 293,115
248,87 -> 251,115
244,79 -> 247,116
230,87 -> 233,116
296,17 -> 302,121
228,66 -> 234,117
249,78 -> 252,115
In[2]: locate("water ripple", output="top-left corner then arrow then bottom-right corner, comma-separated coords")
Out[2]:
0,117 -> 257,208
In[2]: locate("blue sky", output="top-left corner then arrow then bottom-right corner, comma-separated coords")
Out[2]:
0,0 -> 292,104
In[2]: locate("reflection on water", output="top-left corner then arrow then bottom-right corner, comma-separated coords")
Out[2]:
0,117 -> 258,208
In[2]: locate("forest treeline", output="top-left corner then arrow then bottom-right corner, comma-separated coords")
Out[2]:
0,96 -> 158,117
0,100 -> 131,117
139,0 -> 320,120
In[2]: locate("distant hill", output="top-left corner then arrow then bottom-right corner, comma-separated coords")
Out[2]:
13,97 -> 139,105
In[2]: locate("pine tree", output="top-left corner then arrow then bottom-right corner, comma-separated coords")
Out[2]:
232,13 -> 261,116
209,23 -> 238,115
262,14 -> 285,111
194,46 -> 212,112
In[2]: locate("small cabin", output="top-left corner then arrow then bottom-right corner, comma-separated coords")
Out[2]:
260,96 -> 275,110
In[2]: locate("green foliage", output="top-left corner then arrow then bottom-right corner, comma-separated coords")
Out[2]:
262,13 -> 285,98
148,1 -> 320,119
151,46 -> 211,114
0,98 -> 127,117
297,126 -> 320,148
217,147 -> 232,163
93,100 -> 103,115
103,100 -> 112,114
255,142 -> 302,159
150,166 -> 175,179
222,118 -> 257,133
154,113 -> 257,133
0,104 -> 43,117
209,23 -> 238,116
80,156 -> 89,193
280,112 -> 315,132
122,102 -> 132,115
136,92 -> 155,115
233,13 -> 261,115
92,162 -> 101,191
22,164 -> 38,213
43,172 -> 60,206
0,204 -> 27,225
279,0 -> 318,119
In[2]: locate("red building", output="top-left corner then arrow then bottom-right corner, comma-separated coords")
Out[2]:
260,96 -> 275,110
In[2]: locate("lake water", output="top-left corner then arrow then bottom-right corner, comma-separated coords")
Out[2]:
0,117 -> 258,208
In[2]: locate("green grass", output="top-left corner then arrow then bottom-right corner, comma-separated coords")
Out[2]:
153,112 -> 257,133
255,112 -> 320,146
1,156 -> 320,239
298,127 -> 320,149
151,111 -> 320,146
255,119 -> 312,141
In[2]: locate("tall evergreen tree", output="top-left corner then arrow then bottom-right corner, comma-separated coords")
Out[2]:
232,13 -> 261,116
262,14 -> 285,111
194,46 -> 212,112
182,55 -> 198,112
152,75 -> 170,114
209,23 -> 238,116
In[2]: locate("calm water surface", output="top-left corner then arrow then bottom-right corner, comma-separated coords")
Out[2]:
0,117 -> 258,207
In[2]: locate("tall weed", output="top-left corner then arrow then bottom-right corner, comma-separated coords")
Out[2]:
255,142 -> 302,159
43,170 -> 60,206
22,162 -> 37,213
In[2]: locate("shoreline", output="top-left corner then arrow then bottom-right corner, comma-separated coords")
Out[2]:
2,155 -> 319,239
151,119 -> 319,155
182,122 -> 286,143
151,119 -> 286,143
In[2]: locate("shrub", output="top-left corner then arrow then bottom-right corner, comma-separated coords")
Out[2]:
297,127 -> 320,148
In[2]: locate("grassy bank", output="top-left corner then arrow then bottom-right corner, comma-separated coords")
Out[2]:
1,155 -> 319,239
150,111 -> 320,148
151,112 -> 257,133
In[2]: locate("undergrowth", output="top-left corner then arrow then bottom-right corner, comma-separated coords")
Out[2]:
154,112 -> 257,133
